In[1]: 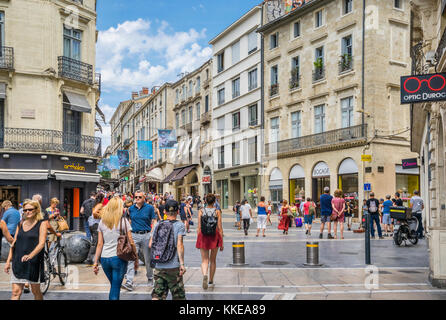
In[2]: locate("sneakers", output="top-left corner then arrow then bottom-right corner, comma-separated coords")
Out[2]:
327,234 -> 334,239
202,275 -> 208,290
122,282 -> 133,292
305,230 -> 309,235
319,233 -> 323,239
379,237 -> 385,240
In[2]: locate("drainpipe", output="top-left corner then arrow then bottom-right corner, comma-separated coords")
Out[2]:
260,5 -> 265,200
361,0 -> 366,219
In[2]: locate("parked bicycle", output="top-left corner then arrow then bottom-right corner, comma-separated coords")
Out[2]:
40,231 -> 70,295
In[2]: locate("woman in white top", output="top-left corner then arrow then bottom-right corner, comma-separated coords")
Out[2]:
240,200 -> 253,236
93,197 -> 136,300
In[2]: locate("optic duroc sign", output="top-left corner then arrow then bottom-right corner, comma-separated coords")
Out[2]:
400,73 -> 446,104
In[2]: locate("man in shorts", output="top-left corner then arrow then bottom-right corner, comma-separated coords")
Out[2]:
150,200 -> 186,300
382,195 -> 393,236
319,187 -> 333,239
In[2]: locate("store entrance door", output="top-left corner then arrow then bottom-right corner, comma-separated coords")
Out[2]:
64,188 -> 81,231
270,188 -> 283,214
312,177 -> 330,217
231,180 -> 241,206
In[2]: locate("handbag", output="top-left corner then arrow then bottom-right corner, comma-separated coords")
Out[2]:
57,217 -> 69,231
117,217 -> 137,262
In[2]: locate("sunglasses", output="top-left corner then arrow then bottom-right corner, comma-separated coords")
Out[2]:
135,196 -> 144,199
23,208 -> 35,212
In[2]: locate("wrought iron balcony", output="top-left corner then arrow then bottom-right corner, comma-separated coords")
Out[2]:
58,56 -> 93,85
289,75 -> 300,90
265,124 -> 367,156
0,128 -> 101,157
269,83 -> 279,97
313,66 -> 325,82
339,56 -> 353,74
0,47 -> 14,70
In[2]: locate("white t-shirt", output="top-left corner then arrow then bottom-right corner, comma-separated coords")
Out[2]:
98,218 -> 132,258
240,204 -> 252,219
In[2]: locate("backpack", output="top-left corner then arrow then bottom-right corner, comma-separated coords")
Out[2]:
151,220 -> 177,266
309,203 -> 316,216
369,200 -> 378,213
201,207 -> 218,236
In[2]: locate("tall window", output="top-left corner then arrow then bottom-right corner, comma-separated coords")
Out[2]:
232,142 -> 240,166
196,77 -> 201,94
196,102 -> 201,120
271,65 -> 278,85
315,10 -> 323,28
271,117 -> 279,142
394,0 -> 402,9
270,32 -> 279,49
232,112 -> 240,131
291,111 -> 301,138
63,26 -> 82,60
248,104 -> 258,126
217,87 -> 225,105
293,21 -> 300,38
341,97 -> 354,128
248,136 -> 258,163
217,52 -> 224,72
0,12 -> 4,48
232,77 -> 240,98
291,56 -> 300,88
316,46 -> 324,64
342,35 -> 353,57
248,31 -> 257,54
232,41 -> 240,65
205,95 -> 209,112
160,111 -> 163,128
188,81 -> 193,98
188,106 -> 193,123
182,84 -> 186,100
175,89 -> 179,104
343,0 -> 353,14
217,117 -> 225,133
248,68 -> 258,91
314,105 -> 325,133
218,145 -> 225,169
181,109 -> 186,125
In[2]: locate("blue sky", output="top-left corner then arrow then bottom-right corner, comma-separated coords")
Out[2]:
96,0 -> 260,148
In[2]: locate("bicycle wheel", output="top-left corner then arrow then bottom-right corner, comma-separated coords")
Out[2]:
40,255 -> 51,295
57,250 -> 69,286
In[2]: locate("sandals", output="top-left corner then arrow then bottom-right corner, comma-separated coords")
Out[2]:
202,275 -> 208,290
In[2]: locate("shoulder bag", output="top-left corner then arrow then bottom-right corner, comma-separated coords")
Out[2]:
57,217 -> 69,231
117,217 -> 137,262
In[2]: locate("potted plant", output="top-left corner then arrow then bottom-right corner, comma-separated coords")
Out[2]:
290,67 -> 299,89
340,53 -> 352,70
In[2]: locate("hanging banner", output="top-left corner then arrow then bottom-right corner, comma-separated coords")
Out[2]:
110,155 -> 120,170
117,150 -> 130,167
158,129 -> 178,149
97,164 -> 104,172
137,140 -> 153,160
102,158 -> 111,172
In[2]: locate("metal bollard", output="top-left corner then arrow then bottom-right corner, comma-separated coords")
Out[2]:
230,242 -> 248,266
303,242 -> 323,267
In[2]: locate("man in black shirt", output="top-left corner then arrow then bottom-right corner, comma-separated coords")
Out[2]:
393,192 -> 403,207
80,192 -> 96,241
366,192 -> 383,239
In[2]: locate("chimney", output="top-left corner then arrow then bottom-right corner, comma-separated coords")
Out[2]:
142,87 -> 149,95
132,91 -> 138,99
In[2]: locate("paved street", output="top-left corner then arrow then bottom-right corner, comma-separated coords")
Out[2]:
0,209 -> 445,300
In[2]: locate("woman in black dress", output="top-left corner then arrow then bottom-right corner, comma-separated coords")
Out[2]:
4,200 -> 48,300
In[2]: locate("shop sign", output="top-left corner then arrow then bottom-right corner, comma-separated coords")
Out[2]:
361,155 -> 372,162
402,158 -> 418,169
400,73 -> 446,104
312,162 -> 330,178
64,163 -> 86,172
202,175 -> 211,184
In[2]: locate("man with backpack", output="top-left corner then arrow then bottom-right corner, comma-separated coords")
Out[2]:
149,199 -> 186,300
366,192 -> 384,239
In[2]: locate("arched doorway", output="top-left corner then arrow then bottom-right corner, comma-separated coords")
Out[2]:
289,164 -> 305,204
269,168 -> 283,214
338,158 -> 359,218
312,161 -> 330,217
188,171 -> 199,197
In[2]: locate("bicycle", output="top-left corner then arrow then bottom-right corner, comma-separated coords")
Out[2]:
40,231 -> 70,295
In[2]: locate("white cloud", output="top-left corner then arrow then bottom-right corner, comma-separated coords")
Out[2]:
96,18 -> 212,93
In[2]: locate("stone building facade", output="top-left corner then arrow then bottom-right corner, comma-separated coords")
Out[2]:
0,0 -> 101,230
258,0 -> 419,216
410,0 -> 446,288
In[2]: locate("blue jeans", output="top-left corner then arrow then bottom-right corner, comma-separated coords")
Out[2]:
413,212 -> 424,238
100,256 -> 128,300
84,217 -> 92,240
370,214 -> 382,238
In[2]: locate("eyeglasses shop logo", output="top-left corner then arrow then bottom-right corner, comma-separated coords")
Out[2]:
401,73 -> 446,104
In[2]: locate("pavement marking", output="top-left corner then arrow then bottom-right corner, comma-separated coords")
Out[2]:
185,266 -> 429,271
261,294 -> 278,300
282,293 -> 296,300
183,238 -> 381,243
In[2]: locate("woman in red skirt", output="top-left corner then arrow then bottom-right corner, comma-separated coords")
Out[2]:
196,194 -> 224,290
278,200 -> 291,235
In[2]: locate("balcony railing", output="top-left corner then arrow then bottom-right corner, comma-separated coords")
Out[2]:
0,128 -> 101,157
313,66 -> 325,82
265,124 -> 367,156
0,47 -> 14,70
289,75 -> 300,90
339,56 -> 353,74
58,56 -> 93,85
436,26 -> 446,64
269,83 -> 279,97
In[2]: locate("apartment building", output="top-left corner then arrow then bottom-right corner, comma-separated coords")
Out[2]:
258,0 -> 418,215
165,60 -> 212,200
210,6 -> 262,209
0,0 -> 101,230
410,0 -> 446,288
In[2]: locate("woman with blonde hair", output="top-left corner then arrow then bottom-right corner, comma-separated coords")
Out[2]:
331,189 -> 346,239
46,198 -> 61,248
93,197 -> 136,300
4,200 -> 47,300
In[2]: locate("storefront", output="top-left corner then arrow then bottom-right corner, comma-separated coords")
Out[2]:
244,175 -> 258,208
202,166 -> 212,195
216,179 -> 229,209
0,154 -> 100,231
144,167 -> 164,194
269,168 -> 283,214
161,164 -> 197,200
338,158 -> 359,217
312,162 -> 330,217
289,164 -> 305,205
395,164 -> 420,205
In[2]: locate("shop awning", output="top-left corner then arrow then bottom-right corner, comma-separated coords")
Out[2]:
52,171 -> 100,183
0,169 -> 49,180
161,168 -> 183,184
0,83 -> 6,99
63,91 -> 92,113
146,168 -> 163,182
171,165 -> 196,182
339,158 -> 359,175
